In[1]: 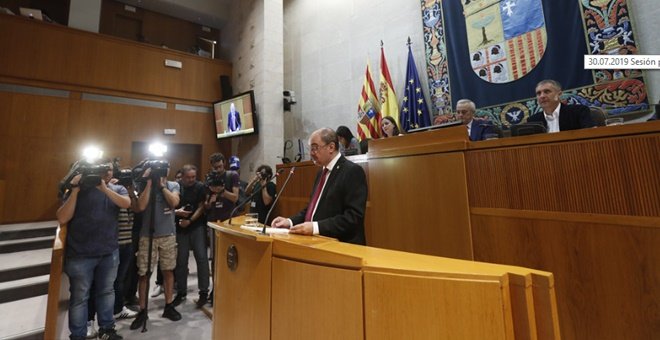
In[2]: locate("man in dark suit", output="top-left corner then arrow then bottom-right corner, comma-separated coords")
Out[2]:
456,98 -> 496,141
527,79 -> 594,132
271,128 -> 367,245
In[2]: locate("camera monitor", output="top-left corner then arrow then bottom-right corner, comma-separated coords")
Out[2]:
213,91 -> 257,140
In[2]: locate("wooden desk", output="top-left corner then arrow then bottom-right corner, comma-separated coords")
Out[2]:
210,216 -> 559,339
275,121 -> 660,339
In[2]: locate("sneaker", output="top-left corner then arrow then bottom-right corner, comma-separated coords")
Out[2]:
172,293 -> 186,307
98,327 -> 123,340
86,321 -> 97,339
162,303 -> 182,321
114,306 -> 138,319
195,294 -> 208,308
150,284 -> 164,297
129,309 -> 148,330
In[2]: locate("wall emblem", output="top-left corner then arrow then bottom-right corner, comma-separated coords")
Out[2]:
463,0 -> 547,83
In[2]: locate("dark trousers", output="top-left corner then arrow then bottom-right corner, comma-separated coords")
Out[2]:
113,243 -> 134,313
175,226 -> 210,296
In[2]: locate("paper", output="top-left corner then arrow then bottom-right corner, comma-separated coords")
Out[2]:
240,225 -> 290,235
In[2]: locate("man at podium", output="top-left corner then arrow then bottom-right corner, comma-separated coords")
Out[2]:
272,127 -> 368,244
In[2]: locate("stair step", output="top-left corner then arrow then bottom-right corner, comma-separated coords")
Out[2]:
0,221 -> 57,241
0,294 -> 47,340
0,275 -> 49,304
0,248 -> 52,271
0,236 -> 54,254
0,263 -> 51,283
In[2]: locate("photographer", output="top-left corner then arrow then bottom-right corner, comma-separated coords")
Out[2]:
172,165 -> 210,308
244,164 -> 277,224
130,166 -> 182,330
205,152 -> 240,222
57,161 -> 130,340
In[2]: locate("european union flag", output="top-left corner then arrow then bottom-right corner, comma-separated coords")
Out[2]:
400,46 -> 431,132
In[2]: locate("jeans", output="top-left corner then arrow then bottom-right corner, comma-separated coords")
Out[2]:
175,225 -> 210,296
113,243 -> 134,313
64,250 -> 119,338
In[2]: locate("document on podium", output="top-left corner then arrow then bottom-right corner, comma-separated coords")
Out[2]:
240,225 -> 290,235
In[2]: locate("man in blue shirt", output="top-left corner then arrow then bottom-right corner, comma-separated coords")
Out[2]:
57,164 -> 130,340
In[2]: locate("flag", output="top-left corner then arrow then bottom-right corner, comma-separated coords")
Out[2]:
356,61 -> 382,140
400,45 -> 431,132
378,46 -> 399,127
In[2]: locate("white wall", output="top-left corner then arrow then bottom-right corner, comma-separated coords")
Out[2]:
283,0 -> 428,148
68,0 -> 101,33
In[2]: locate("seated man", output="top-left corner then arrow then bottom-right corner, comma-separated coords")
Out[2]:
455,99 -> 496,141
527,79 -> 594,132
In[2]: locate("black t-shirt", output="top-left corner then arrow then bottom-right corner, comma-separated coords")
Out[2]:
252,181 -> 277,224
176,181 -> 206,232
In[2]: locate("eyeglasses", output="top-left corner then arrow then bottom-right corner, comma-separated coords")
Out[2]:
309,143 -> 328,152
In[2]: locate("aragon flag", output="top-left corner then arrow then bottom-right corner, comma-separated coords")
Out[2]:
378,46 -> 399,128
400,44 -> 431,132
356,61 -> 382,140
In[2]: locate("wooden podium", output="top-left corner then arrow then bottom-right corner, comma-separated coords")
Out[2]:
209,217 -> 560,340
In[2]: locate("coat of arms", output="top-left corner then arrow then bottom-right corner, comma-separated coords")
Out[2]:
463,0 -> 547,83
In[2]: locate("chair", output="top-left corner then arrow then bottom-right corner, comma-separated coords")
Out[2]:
589,107 -> 607,127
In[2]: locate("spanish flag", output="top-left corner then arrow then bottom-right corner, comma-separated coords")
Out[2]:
378,46 -> 399,127
356,61 -> 382,140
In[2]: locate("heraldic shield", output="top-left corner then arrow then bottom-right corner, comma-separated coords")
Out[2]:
462,0 -> 547,84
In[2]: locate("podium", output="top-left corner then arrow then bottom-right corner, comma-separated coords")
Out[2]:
209,216 -> 560,340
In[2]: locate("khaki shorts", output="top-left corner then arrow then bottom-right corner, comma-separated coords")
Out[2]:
137,235 -> 177,276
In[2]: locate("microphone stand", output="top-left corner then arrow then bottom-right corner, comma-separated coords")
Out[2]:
227,169 -> 284,225
262,167 -> 296,234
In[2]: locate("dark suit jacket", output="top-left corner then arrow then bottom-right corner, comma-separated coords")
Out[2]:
469,119 -> 496,141
290,155 -> 367,245
527,104 -> 594,131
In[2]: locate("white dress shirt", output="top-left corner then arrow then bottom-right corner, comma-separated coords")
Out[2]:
544,103 -> 561,133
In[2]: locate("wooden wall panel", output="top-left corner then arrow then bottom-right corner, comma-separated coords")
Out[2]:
466,133 -> 660,217
471,212 -> 660,340
368,152 -> 473,259
0,14 -> 230,103
0,91 -> 228,223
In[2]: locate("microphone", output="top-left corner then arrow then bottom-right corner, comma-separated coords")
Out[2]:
262,166 -> 296,234
227,168 -> 284,225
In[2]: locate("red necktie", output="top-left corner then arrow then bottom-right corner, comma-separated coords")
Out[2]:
304,168 -> 329,222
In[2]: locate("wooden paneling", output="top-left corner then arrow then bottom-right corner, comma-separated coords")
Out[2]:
368,152 -> 473,259
470,211 -> 660,340
0,14 -> 230,103
44,224 -> 69,340
214,231 -> 272,340
466,132 -> 660,216
271,258 -> 363,340
0,91 -> 228,223
364,271 -> 511,339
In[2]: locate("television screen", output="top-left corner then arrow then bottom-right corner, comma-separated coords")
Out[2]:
213,91 -> 257,140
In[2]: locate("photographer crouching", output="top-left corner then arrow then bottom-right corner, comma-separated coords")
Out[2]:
130,160 -> 182,330
57,159 -> 130,340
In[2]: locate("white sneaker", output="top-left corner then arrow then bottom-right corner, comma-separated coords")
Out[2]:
85,320 -> 97,339
114,306 -> 139,319
150,284 -> 164,297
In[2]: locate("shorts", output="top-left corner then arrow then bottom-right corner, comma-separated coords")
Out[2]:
136,235 -> 177,276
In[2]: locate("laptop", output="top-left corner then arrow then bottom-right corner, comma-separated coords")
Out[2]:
19,7 -> 43,20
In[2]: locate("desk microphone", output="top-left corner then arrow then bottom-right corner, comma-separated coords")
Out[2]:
227,168 -> 284,225
262,166 -> 296,234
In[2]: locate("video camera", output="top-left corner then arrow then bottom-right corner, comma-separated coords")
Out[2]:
58,159 -> 112,196
204,170 -> 225,188
132,159 -> 170,182
112,158 -> 133,188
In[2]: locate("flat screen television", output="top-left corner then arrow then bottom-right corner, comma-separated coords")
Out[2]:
213,91 -> 257,140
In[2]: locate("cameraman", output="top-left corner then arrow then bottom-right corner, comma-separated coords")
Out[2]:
205,152 -> 240,222
57,162 -> 130,340
244,164 -> 276,224
172,165 -> 210,308
130,167 -> 182,330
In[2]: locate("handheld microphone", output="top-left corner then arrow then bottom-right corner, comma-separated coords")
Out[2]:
262,166 -> 296,234
227,168 -> 284,225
